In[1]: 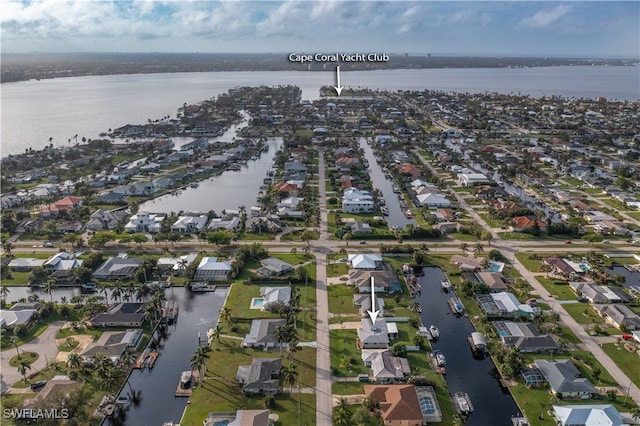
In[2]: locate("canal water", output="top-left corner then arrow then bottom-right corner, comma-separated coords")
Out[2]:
103,287 -> 229,426
358,138 -> 416,230
415,267 -> 520,425
138,137 -> 282,213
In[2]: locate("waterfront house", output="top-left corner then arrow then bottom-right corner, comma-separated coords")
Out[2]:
92,256 -> 142,280
396,163 -> 423,179
552,404 -> 630,426
348,254 -> 384,270
19,376 -> 83,418
476,292 -> 538,319
81,329 -> 143,363
258,257 -> 294,276
236,358 -> 281,395
124,212 -> 166,233
534,359 -> 597,399
369,350 -> 411,383
259,287 -> 292,308
93,192 -> 127,204
357,318 -> 398,349
475,271 -> 509,292
593,304 -> 640,330
194,257 -> 232,281
204,410 -> 271,426
156,253 -> 198,276
350,267 -> 402,295
449,255 -> 483,271
342,188 -> 375,213
364,384 -> 426,425
0,302 -> 42,329
8,258 -> 45,272
510,216 -> 547,232
43,252 -> 83,280
207,213 -> 241,232
457,171 -> 490,187
242,319 -> 287,349
493,321 -> 559,353
89,303 -> 147,327
246,216 -> 283,234
171,214 -> 209,234
415,192 -> 452,208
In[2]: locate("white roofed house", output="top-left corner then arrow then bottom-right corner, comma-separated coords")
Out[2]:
415,192 -> 452,208
171,214 -> 209,234
357,318 -> 398,349
43,252 -> 84,281
8,258 -> 45,272
156,253 -> 198,276
124,212 -> 166,233
86,208 -> 128,231
552,404 -> 631,426
457,172 -> 490,187
342,188 -> 375,213
348,254 -> 384,270
194,257 -> 232,281
258,257 -> 294,276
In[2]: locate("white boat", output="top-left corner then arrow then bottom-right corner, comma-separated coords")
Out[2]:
404,210 -> 413,219
454,392 -> 474,415
190,182 -> 199,188
381,206 -> 390,216
441,280 -> 451,291
180,371 -> 192,389
429,325 -> 440,339
434,350 -> 446,367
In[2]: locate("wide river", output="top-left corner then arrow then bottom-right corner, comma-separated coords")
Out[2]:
2,66 -> 639,156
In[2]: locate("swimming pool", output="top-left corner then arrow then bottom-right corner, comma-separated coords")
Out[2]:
250,298 -> 265,309
419,396 -> 435,414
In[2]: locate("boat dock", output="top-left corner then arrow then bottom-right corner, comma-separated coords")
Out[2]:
428,352 -> 446,375
175,369 -> 199,397
134,350 -> 159,369
448,296 -> 464,316
453,392 -> 474,415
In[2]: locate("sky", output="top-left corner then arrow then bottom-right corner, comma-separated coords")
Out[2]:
1,1 -> 638,58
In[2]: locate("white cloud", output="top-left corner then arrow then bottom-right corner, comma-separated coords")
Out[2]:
520,4 -> 572,29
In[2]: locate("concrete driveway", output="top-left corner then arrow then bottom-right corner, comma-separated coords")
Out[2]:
1,321 -> 64,392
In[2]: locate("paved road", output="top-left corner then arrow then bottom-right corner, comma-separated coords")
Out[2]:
312,149 -> 333,426
0,321 -> 65,393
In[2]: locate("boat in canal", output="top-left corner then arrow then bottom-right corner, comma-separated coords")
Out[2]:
434,350 -> 446,367
404,209 -> 413,218
429,325 -> 440,340
453,392 -> 474,415
175,370 -> 197,397
81,282 -> 97,293
468,332 -> 487,355
380,206 -> 390,216
189,182 -> 199,188
440,280 -> 451,292
448,296 -> 464,315
163,301 -> 178,325
392,183 -> 401,193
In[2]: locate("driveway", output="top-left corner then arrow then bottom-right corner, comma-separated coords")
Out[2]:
0,321 -> 64,392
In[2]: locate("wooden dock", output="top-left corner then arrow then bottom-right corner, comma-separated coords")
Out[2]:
428,352 -> 446,376
134,350 -> 159,369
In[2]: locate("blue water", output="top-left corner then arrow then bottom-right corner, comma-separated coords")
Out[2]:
251,298 -> 265,307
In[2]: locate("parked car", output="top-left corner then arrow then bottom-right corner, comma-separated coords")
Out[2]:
564,240 -> 572,244
30,380 -> 47,390
622,334 -> 634,341
359,241 -> 367,245
358,374 -> 370,382
44,241 -> 54,247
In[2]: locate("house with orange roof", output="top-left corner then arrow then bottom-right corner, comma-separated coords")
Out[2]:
510,216 -> 547,232
275,182 -> 301,196
364,384 -> 428,425
396,163 -> 422,178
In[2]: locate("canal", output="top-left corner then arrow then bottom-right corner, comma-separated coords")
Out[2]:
139,136 -> 283,213
358,138 -> 416,230
103,287 -> 229,426
415,267 -> 521,425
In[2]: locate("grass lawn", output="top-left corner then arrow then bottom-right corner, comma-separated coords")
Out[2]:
0,271 -> 32,286
327,285 -> 359,316
330,329 -> 368,376
326,262 -> 348,278
535,277 -> 578,300
181,337 -> 315,426
556,326 -> 581,345
627,212 -> 640,221
515,253 -> 546,272
601,342 -> 640,387
562,303 -> 604,325
8,352 -> 39,368
332,381 -> 365,395
510,383 -> 559,426
280,230 -> 320,242
498,232 -> 537,241
1,309 -> 81,349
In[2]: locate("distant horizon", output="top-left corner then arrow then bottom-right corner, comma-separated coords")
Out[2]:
2,51 -> 639,61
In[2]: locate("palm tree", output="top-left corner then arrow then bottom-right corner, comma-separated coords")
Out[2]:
281,362 -> 299,398
342,232 -> 352,247
1,285 -> 10,302
190,346 -> 212,385
17,358 -> 32,382
2,241 -> 13,257
119,348 -> 137,370
459,242 -> 469,254
218,306 -> 231,325
44,277 -> 58,303
473,242 -> 484,257
334,398 -> 352,426
99,366 -> 123,391
209,325 -> 221,343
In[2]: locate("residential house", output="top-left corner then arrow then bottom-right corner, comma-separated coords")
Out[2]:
370,350 -> 411,383
0,302 -> 42,329
171,214 -> 209,234
156,253 -> 198,276
208,214 -> 241,232
357,318 -> 398,349
593,304 -> 640,330
242,319 -> 287,349
569,282 -> 630,304
92,256 -> 142,280
194,257 -> 232,281
510,216 -> 547,232
342,188 -> 375,213
353,294 -> 385,318
449,255 -> 482,271
474,185 -> 507,199
88,303 -> 147,327
534,359 -> 597,399
543,258 -> 586,280
476,292 -> 538,319
8,258 -> 45,272
493,321 -> 560,353
458,172 -> 490,187
19,376 -> 83,418
348,254 -> 384,270
415,193 -> 452,208
396,163 -> 422,179
259,287 -> 292,308
350,221 -> 372,234
93,192 -> 127,204
86,209 -> 128,231
364,384 -> 426,426
236,358 -> 282,395
124,212 -> 166,233
246,216 -> 283,234
553,405 -> 630,426
350,267 -> 402,295
43,252 -> 84,280
81,329 -> 143,363
475,271 -> 508,292
258,258 -> 294,276
204,410 -> 271,426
